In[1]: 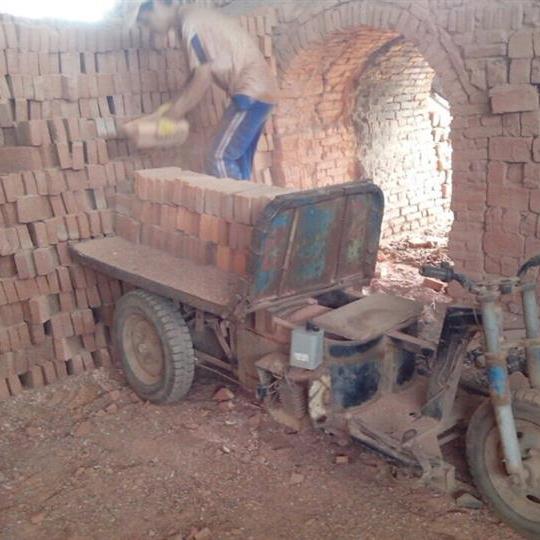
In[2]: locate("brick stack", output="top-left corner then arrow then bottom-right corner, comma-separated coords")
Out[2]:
0,6 -> 281,399
116,167 -> 293,276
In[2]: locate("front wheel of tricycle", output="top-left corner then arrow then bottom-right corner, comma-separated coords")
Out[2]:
466,388 -> 540,539
113,289 -> 195,404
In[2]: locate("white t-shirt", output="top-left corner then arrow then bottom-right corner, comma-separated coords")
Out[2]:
178,7 -> 279,104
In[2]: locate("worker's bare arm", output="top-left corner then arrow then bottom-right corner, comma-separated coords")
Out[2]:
164,64 -> 213,120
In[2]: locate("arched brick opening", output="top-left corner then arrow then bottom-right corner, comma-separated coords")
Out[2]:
354,39 -> 453,237
270,2 -> 468,241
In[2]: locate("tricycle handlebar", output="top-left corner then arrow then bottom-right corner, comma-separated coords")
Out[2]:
420,263 -> 477,292
517,254 -> 540,277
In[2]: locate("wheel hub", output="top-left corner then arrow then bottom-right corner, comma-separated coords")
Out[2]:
123,314 -> 164,386
485,417 -> 540,517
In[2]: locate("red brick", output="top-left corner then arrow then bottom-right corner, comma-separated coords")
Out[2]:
22,172 -> 38,195
55,268 -> 72,293
0,378 -> 9,400
71,142 -> 85,170
0,146 -> 42,173
46,271 -> 60,294
64,214 -> 79,240
59,291 -> 76,312
82,334 -> 97,353
29,323 -> 46,345
487,182 -> 529,210
56,242 -> 72,266
115,213 -> 141,243
484,230 -> 524,258
21,365 -> 44,388
16,195 -> 53,223
35,276 -> 50,295
71,310 -> 84,335
0,228 -> 20,256
53,335 -> 82,361
54,360 -> 68,379
28,295 -> 60,324
75,289 -> 88,309
14,250 -> 37,279
42,361 -> 58,384
490,84 -> 539,114
489,137 -> 532,162
47,312 -> 74,338
2,279 -> 18,304
77,213 -> 91,239
509,30 -> 534,59
1,173 -> 24,202
15,120 -> 43,146
45,217 -> 68,244
6,374 -> 23,396
232,250 -> 247,276
94,348 -> 111,367
45,170 -> 67,195
534,137 -> 540,162
67,355 -> 84,375
16,225 -> 33,250
28,222 -> 49,248
84,267 -> 97,287
86,286 -> 101,308
50,195 -> 67,217
100,209 -> 114,234
216,245 -> 233,272
33,247 -> 57,275
55,143 -> 72,169
228,223 -> 253,250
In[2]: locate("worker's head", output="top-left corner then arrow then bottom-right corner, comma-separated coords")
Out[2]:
128,0 -> 178,34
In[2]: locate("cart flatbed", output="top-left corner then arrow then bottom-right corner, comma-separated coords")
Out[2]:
70,236 -> 242,316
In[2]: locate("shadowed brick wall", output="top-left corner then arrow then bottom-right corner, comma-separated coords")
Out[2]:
353,39 -> 452,237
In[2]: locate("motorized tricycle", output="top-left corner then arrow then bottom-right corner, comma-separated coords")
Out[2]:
70,180 -> 540,538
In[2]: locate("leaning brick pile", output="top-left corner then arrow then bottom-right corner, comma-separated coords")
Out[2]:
116,168 -> 293,276
0,8 -> 279,400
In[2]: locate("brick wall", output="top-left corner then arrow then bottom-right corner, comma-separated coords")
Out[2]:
266,0 -> 540,309
353,39 -> 452,237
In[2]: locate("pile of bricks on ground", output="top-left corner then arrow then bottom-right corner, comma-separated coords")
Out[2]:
0,8 -> 279,400
116,168 -> 293,276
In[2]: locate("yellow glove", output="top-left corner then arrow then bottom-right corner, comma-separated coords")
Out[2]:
157,117 -> 177,138
157,103 -> 171,117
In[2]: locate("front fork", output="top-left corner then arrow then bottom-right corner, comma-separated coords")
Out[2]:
521,283 -> 540,388
481,292 -> 527,480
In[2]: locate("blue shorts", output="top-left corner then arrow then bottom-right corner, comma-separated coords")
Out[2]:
206,94 -> 273,180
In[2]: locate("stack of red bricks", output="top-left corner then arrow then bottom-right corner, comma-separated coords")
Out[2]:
115,168 -> 293,276
0,6 -> 280,400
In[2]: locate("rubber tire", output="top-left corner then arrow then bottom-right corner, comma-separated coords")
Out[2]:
466,388 -> 540,539
113,289 -> 195,404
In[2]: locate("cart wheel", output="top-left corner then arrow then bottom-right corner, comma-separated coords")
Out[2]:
466,388 -> 540,538
113,289 -> 195,404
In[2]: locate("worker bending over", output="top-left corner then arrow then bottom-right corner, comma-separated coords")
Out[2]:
127,0 -> 278,180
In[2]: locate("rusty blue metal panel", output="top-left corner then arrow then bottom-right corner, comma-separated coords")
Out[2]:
248,181 -> 384,309
252,210 -> 293,296
282,197 -> 345,293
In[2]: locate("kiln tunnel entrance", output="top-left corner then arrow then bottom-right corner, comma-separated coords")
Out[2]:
272,26 -> 453,245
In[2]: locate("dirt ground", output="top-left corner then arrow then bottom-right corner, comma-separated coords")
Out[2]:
0,225 -> 523,540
